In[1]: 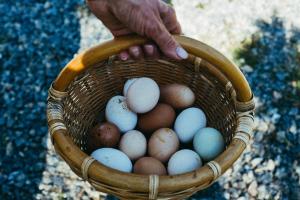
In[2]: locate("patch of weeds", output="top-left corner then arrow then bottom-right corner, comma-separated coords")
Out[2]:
234,33 -> 267,67
196,3 -> 205,10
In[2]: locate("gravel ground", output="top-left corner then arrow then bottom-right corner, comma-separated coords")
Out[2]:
1,0 -> 300,199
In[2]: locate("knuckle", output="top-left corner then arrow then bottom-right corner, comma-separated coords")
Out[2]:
168,6 -> 176,16
146,22 -> 160,37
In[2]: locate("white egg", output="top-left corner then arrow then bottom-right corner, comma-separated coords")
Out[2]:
193,127 -> 225,161
126,77 -> 160,113
174,107 -> 207,143
119,130 -> 147,160
168,149 -> 202,175
123,78 -> 138,96
105,95 -> 137,132
91,148 -> 132,173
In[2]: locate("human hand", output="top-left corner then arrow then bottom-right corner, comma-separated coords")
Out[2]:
86,0 -> 188,60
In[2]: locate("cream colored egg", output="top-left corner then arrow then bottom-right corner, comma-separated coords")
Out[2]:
119,130 -> 147,160
105,95 -> 137,132
126,77 -> 160,113
123,78 -> 138,96
167,149 -> 202,175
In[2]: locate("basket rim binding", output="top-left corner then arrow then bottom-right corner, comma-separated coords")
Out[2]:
47,35 -> 255,199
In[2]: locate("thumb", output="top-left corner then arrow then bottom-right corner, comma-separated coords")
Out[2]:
147,22 -> 188,60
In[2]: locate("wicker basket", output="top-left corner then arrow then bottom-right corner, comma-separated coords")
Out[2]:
47,35 -> 255,199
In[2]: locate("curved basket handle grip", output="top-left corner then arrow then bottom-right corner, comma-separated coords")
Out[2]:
54,35 -> 252,102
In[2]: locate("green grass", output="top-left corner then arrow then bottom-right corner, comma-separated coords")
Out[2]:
196,3 -> 205,9
233,33 -> 267,67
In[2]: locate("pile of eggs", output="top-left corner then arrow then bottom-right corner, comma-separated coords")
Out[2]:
88,77 -> 225,175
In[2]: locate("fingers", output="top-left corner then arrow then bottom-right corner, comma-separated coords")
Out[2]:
118,51 -> 130,61
129,46 -> 144,59
118,44 -> 160,61
158,1 -> 182,34
146,20 -> 187,60
143,43 -> 160,58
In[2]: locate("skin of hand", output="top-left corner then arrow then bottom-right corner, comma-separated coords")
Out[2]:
86,0 -> 188,60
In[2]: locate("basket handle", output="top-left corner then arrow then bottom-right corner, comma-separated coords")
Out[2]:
53,35 -> 252,102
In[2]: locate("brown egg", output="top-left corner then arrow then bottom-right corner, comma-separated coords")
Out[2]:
138,103 -> 175,134
148,128 -> 179,163
134,157 -> 167,175
87,122 -> 120,152
160,84 -> 195,109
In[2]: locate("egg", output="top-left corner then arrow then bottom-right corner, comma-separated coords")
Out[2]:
134,157 -> 167,175
160,84 -> 195,109
105,95 -> 137,132
167,149 -> 202,175
174,107 -> 207,143
87,122 -> 120,152
193,127 -> 225,161
126,77 -> 160,113
123,78 -> 138,96
148,128 -> 179,163
138,103 -> 176,133
119,130 -> 147,160
91,148 -> 132,173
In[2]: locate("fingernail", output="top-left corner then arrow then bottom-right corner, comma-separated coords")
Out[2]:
131,47 -> 140,57
145,45 -> 154,55
176,46 -> 188,59
120,53 -> 128,61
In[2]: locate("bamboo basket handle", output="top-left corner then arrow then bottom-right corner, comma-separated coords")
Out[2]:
53,35 -> 252,102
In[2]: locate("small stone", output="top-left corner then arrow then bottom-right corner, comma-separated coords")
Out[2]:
241,65 -> 253,72
272,91 -> 282,100
289,122 -> 297,134
6,142 -> 13,156
254,132 -> 264,142
224,192 -> 230,199
251,157 -> 263,168
258,185 -> 268,199
257,121 -> 268,132
275,167 -> 288,179
243,171 -> 254,184
248,181 -> 258,196
237,197 -> 247,200
276,131 -> 286,142
266,159 -> 276,171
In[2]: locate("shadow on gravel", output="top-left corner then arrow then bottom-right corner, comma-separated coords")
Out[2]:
0,1 -> 81,199
187,16 -> 300,200
235,16 -> 300,199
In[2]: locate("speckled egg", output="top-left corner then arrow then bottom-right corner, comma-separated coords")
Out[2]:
87,122 -> 120,152
148,128 -> 179,163
105,95 -> 137,132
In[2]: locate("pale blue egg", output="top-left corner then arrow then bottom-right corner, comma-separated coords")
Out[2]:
193,127 -> 225,161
